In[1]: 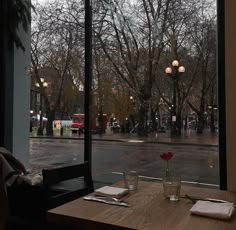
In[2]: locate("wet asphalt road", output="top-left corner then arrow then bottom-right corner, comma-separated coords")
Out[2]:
29,138 -> 219,186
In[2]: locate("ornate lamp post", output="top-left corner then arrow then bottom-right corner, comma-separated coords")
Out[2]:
165,60 -> 185,135
36,78 -> 48,136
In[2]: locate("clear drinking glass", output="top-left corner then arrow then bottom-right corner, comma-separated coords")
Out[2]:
123,171 -> 138,191
163,177 -> 181,201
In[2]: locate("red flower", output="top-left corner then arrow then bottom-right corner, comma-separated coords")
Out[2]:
160,152 -> 173,161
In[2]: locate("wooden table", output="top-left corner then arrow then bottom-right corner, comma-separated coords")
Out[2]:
47,181 -> 236,230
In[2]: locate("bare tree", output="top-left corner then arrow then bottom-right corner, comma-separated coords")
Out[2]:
94,0 -> 171,136
153,0 -> 216,135
185,1 -> 217,134
30,0 -> 217,137
31,1 -> 82,135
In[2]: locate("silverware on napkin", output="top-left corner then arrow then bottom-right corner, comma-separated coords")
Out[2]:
183,194 -> 236,207
83,195 -> 129,207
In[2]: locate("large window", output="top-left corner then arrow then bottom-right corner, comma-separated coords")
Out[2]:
29,0 -> 219,187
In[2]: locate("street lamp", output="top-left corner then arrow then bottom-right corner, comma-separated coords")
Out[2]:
165,60 -> 185,135
30,110 -> 33,132
36,78 -> 48,135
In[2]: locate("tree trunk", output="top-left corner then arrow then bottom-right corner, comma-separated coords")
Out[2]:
210,111 -> 216,133
196,114 -> 204,134
184,115 -> 188,130
137,105 -> 148,137
196,97 -> 206,134
46,110 -> 55,136
151,108 -> 157,132
98,110 -> 104,135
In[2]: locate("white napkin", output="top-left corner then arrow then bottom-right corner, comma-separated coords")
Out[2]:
94,186 -> 129,198
190,200 -> 234,220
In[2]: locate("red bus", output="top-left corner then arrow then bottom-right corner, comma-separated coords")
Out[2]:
70,114 -> 108,134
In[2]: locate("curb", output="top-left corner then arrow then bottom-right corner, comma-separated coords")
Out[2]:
29,136 -> 218,147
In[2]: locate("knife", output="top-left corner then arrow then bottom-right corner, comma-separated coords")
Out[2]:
183,194 -> 234,204
83,195 -> 129,207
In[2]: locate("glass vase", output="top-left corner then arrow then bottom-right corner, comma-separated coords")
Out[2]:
163,176 -> 181,201
165,161 -> 171,178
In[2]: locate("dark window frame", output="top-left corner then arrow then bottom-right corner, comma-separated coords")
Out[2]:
83,0 -> 227,189
217,0 -> 227,190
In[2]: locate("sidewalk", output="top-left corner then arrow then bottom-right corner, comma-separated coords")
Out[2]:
30,128 -> 218,146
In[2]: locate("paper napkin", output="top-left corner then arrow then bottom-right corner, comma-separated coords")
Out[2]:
190,200 -> 234,220
94,186 -> 129,198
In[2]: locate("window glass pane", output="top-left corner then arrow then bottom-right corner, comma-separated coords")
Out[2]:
29,0 -> 219,189
90,0 -> 218,187
30,0 -> 86,170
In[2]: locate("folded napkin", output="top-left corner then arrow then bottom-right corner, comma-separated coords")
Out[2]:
94,186 -> 129,198
190,200 -> 234,220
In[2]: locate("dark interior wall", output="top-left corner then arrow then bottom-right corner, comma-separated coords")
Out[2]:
0,0 -> 6,147
0,0 -> 14,149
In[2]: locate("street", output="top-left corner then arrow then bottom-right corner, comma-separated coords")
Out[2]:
29,138 -> 219,186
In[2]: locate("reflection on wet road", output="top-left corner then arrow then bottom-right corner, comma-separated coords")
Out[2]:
29,139 -> 219,185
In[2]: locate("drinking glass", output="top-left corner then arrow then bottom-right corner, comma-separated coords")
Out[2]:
163,177 -> 181,201
123,171 -> 138,191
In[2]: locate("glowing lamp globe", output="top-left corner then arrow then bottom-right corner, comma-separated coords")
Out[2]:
178,66 -> 185,73
165,67 -> 172,74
